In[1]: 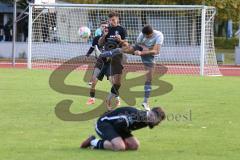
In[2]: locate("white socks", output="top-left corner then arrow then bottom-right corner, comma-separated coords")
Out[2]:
90,139 -> 100,147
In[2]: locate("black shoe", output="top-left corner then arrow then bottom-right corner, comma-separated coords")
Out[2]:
80,135 -> 96,148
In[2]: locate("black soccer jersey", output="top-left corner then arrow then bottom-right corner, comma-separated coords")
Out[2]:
96,26 -> 127,64
105,25 -> 127,42
98,107 -> 149,132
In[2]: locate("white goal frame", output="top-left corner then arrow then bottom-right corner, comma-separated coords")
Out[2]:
28,4 -> 221,76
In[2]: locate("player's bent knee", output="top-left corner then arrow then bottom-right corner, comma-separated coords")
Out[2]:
128,143 -> 139,150
111,138 -> 126,151
125,139 -> 140,150
132,140 -> 140,150
92,79 -> 97,85
113,143 -> 126,151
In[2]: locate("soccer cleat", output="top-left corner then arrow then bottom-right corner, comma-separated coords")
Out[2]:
80,135 -> 96,148
142,102 -> 151,111
86,97 -> 95,105
88,81 -> 92,86
94,45 -> 101,58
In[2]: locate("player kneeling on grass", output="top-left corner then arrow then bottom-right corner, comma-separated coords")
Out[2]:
80,106 -> 165,151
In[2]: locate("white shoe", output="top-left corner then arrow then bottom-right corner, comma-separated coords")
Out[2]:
94,45 -> 101,58
142,102 -> 150,111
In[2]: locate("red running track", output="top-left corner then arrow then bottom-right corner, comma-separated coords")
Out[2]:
0,62 -> 240,76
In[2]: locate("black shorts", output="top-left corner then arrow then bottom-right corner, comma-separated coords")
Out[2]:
95,120 -> 133,141
95,58 -> 110,81
97,63 -> 110,81
110,54 -> 123,75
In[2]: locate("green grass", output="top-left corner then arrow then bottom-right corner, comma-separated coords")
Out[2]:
1,68 -> 240,160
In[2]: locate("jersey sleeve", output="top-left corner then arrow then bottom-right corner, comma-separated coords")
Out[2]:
155,32 -> 164,45
92,35 -> 101,46
94,28 -> 102,37
136,32 -> 144,44
121,27 -> 127,40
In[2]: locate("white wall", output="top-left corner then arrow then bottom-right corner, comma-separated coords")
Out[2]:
235,47 -> 240,65
0,42 -> 202,63
0,42 -> 28,58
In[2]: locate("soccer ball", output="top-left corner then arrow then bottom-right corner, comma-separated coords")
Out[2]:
78,26 -> 91,39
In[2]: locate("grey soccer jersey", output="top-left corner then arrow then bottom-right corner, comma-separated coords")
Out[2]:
136,30 -> 164,49
136,30 -> 164,67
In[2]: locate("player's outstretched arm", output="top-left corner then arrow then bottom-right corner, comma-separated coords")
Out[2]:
86,36 -> 101,57
135,44 -> 160,56
99,41 -> 135,58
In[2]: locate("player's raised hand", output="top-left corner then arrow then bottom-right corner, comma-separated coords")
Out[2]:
114,34 -> 122,42
103,27 -> 109,36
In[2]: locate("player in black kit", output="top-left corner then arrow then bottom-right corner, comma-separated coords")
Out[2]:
80,106 -> 165,151
98,11 -> 127,109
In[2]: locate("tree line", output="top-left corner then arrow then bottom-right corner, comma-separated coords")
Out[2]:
3,0 -> 239,22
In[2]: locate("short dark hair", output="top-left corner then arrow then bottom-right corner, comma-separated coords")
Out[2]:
142,25 -> 153,35
108,11 -> 119,18
100,21 -> 108,25
148,107 -> 165,129
152,107 -> 166,121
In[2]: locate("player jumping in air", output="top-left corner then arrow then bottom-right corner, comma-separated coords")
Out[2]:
80,106 -> 165,151
98,25 -> 164,110
98,11 -> 127,110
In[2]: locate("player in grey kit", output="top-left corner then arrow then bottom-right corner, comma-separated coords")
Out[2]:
98,25 -> 164,111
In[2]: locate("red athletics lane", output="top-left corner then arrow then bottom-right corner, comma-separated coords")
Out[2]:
0,62 -> 240,76
219,65 -> 240,76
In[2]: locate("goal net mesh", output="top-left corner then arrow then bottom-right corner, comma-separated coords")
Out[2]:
29,4 -> 221,76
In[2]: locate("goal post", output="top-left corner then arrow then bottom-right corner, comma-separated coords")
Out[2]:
28,4 -> 33,69
200,6 -> 206,76
28,4 -> 221,76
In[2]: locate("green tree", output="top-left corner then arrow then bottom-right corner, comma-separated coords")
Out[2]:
64,0 -> 99,4
206,0 -> 240,22
1,0 -> 28,8
96,0 -> 240,22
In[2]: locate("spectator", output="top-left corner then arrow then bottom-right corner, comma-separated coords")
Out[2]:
4,19 -> 12,41
0,24 -> 3,41
23,19 -> 28,42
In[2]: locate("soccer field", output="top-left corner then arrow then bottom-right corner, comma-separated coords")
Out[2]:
1,68 -> 240,160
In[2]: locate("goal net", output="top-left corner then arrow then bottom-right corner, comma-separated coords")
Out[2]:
28,4 -> 221,76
